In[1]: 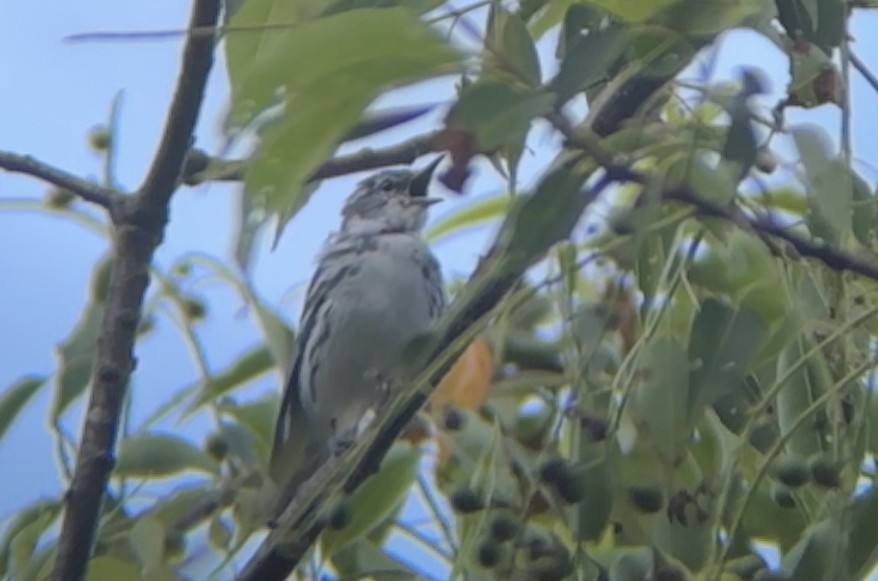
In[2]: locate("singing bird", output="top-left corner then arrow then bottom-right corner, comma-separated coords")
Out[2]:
269,158 -> 446,511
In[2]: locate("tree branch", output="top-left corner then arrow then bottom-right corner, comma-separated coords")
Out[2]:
555,123 -> 878,285
181,131 -> 442,185
0,151 -> 121,208
51,1 -> 220,580
665,183 -> 878,282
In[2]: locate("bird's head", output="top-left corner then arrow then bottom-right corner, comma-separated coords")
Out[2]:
340,157 -> 443,234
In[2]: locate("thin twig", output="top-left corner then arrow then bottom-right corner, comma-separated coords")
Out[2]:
0,151 -> 120,209
50,1 -> 220,580
851,50 -> 878,96
65,21 -> 295,44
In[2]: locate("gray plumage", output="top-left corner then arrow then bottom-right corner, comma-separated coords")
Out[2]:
269,159 -> 445,510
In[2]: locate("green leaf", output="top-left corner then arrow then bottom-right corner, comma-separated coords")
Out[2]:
848,486 -> 878,577
687,299 -> 766,422
453,82 -> 554,152
218,392 -> 280,453
333,540 -> 421,580
228,7 -> 459,235
186,345 -> 275,414
550,24 -> 629,105
320,440 -> 421,556
149,484 -> 215,529
304,0 -> 445,21
497,162 -> 590,264
653,0 -> 767,35
555,4 -> 605,59
8,508 -> 57,581
185,253 -> 294,371
115,433 -> 218,478
425,194 -> 513,244
85,557 -> 141,581
776,337 -> 824,459
130,516 -> 165,573
689,229 -> 788,325
0,500 -> 60,578
576,439 -> 615,541
223,0 -> 297,123
762,187 -> 808,216
246,85 -> 369,244
485,4 -> 542,87
777,0 -> 844,52
793,126 -> 851,244
813,0 -> 845,50
208,515 -> 234,551
0,375 -> 45,444
664,156 -> 737,205
584,0 -> 679,22
528,0 -> 582,40
780,519 -> 844,581
51,299 -> 104,421
630,335 -> 690,462
851,172 -> 877,247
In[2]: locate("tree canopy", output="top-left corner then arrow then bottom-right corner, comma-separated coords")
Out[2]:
3,1 -> 878,580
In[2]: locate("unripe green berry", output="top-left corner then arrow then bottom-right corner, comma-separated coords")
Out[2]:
450,487 -> 484,514
810,456 -> 842,488
88,126 -> 112,152
627,486 -> 664,514
477,539 -> 501,568
45,188 -> 75,209
489,512 -> 520,542
772,456 -> 810,488
205,433 -> 228,461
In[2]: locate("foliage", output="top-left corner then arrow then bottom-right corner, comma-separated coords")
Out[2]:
3,0 -> 878,580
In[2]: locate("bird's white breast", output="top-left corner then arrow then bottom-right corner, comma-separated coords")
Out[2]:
298,232 -> 442,436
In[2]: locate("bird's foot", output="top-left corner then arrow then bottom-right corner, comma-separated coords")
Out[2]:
329,433 -> 355,457
329,408 -> 379,456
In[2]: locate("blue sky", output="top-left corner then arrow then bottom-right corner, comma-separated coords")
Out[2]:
1,1 -> 877,577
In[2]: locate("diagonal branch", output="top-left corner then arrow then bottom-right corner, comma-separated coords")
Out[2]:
50,1 -> 220,580
666,182 -> 878,282
557,125 -> 878,285
138,7 -> 218,208
0,151 -> 121,208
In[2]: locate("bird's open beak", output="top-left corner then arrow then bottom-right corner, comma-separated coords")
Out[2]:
410,155 -> 444,198
411,197 -> 443,206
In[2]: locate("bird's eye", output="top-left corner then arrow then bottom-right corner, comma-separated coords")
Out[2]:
378,178 -> 396,192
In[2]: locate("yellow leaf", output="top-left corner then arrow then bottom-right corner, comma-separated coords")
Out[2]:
428,337 -> 493,413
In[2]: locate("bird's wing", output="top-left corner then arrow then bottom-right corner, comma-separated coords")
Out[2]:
268,260 -> 336,511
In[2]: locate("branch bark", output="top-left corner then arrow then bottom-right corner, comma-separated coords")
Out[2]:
181,131 -> 441,185
50,1 -> 220,579
0,151 -> 120,208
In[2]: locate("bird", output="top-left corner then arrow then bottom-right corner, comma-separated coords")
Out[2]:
268,157 -> 446,513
